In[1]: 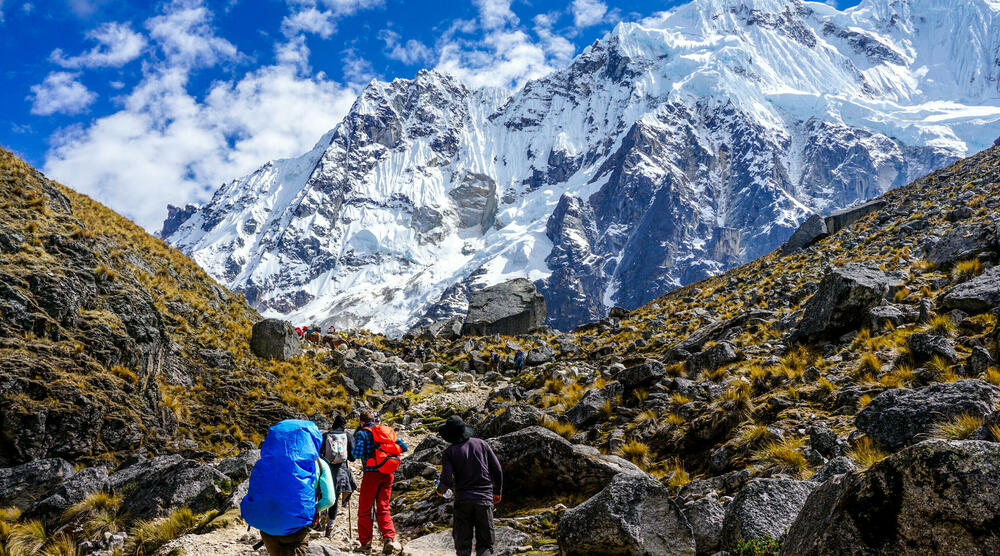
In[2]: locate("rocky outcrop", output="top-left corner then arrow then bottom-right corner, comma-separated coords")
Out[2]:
781,440 -> 1000,555
682,494 -> 725,556
564,382 -> 623,428
781,214 -> 828,254
940,266 -> 1000,314
250,318 -> 302,361
487,427 -> 640,504
855,380 -> 1000,450
461,279 -> 546,336
115,456 -> 231,520
720,478 -> 815,550
22,466 -> 111,523
793,264 -> 901,340
403,526 -> 529,556
906,332 -> 958,363
556,472 -> 695,556
0,458 -> 76,509
823,199 -> 887,235
478,404 -> 544,438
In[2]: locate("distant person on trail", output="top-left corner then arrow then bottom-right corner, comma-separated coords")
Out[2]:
320,414 -> 358,538
295,327 -> 304,338
353,409 -> 408,554
241,420 -> 335,556
328,325 -> 337,335
437,416 -> 503,556
489,352 -> 500,373
513,350 -> 525,373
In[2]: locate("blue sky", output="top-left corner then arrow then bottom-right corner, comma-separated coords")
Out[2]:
0,0 -> 861,230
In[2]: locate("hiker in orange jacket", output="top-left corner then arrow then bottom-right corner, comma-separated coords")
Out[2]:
353,409 -> 408,554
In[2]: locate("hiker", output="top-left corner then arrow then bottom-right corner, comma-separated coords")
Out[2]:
320,414 -> 358,538
295,327 -> 304,338
513,350 -> 525,373
413,345 -> 424,363
489,352 -> 500,373
436,416 -> 503,556
328,325 -> 337,335
353,409 -> 408,554
242,419 -> 336,556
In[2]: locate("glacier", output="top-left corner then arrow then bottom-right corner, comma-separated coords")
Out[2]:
163,0 -> 1000,334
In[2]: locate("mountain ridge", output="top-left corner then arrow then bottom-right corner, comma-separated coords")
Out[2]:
163,0 -> 1000,334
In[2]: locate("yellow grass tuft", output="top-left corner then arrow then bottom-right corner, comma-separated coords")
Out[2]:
753,436 -> 809,477
847,437 -> 887,470
931,413 -> 984,440
619,439 -> 650,468
952,258 -> 983,281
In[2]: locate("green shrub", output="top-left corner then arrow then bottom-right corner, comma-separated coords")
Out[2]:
734,536 -> 783,556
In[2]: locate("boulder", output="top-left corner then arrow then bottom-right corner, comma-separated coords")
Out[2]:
113,456 -> 230,519
461,279 -> 546,336
682,494 -> 725,556
0,458 -> 76,508
608,306 -> 631,319
564,382 -> 623,428
921,225 -> 995,267
23,466 -> 110,523
342,360 -> 385,393
557,472 -> 696,556
968,346 -> 995,376
855,379 -> 1000,451
868,304 -> 905,330
403,526 -> 530,556
940,266 -> 1000,314
794,264 -> 901,340
809,456 -> 857,485
686,342 -> 739,377
618,361 -> 666,390
823,199 -> 886,235
487,427 -> 640,505
782,440 -> 1000,555
720,478 -> 815,550
478,404 -> 544,438
525,344 -> 555,366
215,449 -> 260,484
781,213 -> 828,254
250,318 -> 302,361
906,333 -> 958,363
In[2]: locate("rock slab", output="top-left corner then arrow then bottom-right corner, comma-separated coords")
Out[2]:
250,318 -> 302,360
461,278 -> 546,336
795,264 -> 900,340
403,526 -> 529,556
720,478 -> 815,550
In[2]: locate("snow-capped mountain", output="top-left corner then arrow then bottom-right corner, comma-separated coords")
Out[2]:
163,0 -> 1000,334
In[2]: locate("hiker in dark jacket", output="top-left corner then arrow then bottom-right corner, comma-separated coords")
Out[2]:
321,414 -> 358,538
437,416 -> 503,556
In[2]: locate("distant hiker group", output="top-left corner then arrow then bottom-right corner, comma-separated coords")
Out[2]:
241,411 -> 502,555
296,324 -> 349,350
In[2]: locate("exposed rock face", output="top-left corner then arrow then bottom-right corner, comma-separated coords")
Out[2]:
940,266 -> 1000,314
487,426 -> 640,504
686,342 -> 740,376
23,466 -> 110,523
0,458 -> 76,509
906,332 -> 958,363
461,279 -> 546,336
556,472 -> 696,556
781,213 -> 828,254
403,526 -> 530,556
682,494 -> 725,556
250,318 -> 302,361
478,404 -> 544,438
782,440 -> 1000,556
855,380 -> 1000,451
564,381 -> 624,428
720,478 -> 815,550
823,199 -> 887,235
794,264 -> 901,340
116,456 -> 231,520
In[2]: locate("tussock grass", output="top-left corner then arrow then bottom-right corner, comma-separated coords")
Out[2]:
540,417 -> 577,440
951,258 -> 983,281
931,414 -> 984,440
666,413 -> 685,426
670,393 -> 691,405
858,394 -> 874,408
619,439 -> 650,468
989,423 -> 1000,442
753,436 -> 809,476
667,458 -> 690,489
926,315 -> 957,337
847,437 -> 887,470
986,367 -> 1000,386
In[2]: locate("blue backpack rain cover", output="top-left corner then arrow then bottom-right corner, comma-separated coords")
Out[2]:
241,419 -> 323,536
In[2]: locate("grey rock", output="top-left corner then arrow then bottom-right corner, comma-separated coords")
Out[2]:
557,472 -> 696,556
250,319 -> 302,361
564,382 -> 624,428
114,456 -> 230,519
608,306 -> 631,319
794,264 -> 901,340
461,278 -> 546,336
306,543 -> 352,556
342,361 -> 385,393
24,466 -> 110,523
781,213 -> 828,254
940,266 -> 1000,314
906,332 -> 958,363
525,344 -> 555,366
478,404 -> 544,438
856,379 -> 1000,450
868,304 -> 905,330
720,478 -> 815,550
0,458 -> 75,509
618,361 -> 666,390
968,346 -> 995,376
686,342 -> 739,376
487,427 -> 641,505
809,456 -> 857,485
808,425 -> 846,459
403,526 -> 529,556
683,494 -> 725,556
823,199 -> 887,235
216,449 -> 260,484
922,224 -> 995,267
782,440 -> 1000,556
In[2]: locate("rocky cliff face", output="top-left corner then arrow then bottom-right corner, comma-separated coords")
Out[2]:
164,0 -> 1000,333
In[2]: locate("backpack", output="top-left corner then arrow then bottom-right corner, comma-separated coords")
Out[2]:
241,419 -> 324,536
363,424 -> 402,474
322,431 -> 349,465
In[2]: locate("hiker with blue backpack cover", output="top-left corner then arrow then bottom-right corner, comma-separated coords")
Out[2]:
241,419 -> 336,556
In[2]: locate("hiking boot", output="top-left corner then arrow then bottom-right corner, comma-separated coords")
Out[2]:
383,539 -> 401,554
357,542 -> 372,553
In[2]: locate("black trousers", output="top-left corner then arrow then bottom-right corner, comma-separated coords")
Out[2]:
452,501 -> 495,556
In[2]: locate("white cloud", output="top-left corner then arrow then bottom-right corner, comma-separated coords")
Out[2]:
29,72 -> 97,115
146,1 -> 239,68
378,29 -> 432,65
50,22 -> 146,68
0,0 -> 5,23
316,0 -> 383,16
533,13 -> 575,64
474,0 -> 517,29
341,48 -> 375,84
282,5 -> 336,38
571,0 -> 607,28
436,29 -> 559,90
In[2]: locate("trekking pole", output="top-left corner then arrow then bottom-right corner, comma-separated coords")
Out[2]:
348,497 -> 352,541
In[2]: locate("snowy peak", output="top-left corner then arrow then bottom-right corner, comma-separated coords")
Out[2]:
164,0 -> 1000,334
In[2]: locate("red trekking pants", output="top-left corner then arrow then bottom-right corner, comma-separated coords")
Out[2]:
357,471 -> 395,545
